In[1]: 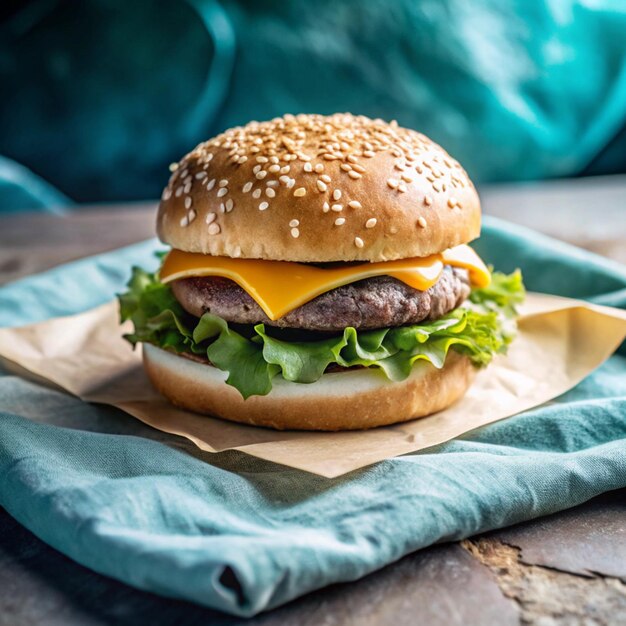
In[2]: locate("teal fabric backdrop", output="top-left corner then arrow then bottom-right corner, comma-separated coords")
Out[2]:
1,0 -> 626,211
1,218 -> 625,616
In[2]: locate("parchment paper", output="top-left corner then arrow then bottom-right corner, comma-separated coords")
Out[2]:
1,293 -> 625,477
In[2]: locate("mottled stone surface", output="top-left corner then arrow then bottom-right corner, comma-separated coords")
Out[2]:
465,490 -> 626,625
495,491 -> 626,582
465,537 -> 626,626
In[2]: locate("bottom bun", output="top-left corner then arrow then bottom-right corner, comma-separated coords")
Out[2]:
143,344 -> 477,431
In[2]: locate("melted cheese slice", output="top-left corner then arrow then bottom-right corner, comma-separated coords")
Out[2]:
159,244 -> 490,321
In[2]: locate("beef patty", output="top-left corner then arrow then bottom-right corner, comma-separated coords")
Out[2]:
171,265 -> 470,332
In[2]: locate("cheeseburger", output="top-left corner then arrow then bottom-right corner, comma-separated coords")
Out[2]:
120,113 -> 524,430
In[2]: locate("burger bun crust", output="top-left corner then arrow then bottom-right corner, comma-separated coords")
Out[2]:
143,344 -> 476,431
157,113 -> 480,262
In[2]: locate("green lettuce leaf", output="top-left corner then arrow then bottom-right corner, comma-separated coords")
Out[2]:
469,268 -> 525,317
119,262 -> 525,399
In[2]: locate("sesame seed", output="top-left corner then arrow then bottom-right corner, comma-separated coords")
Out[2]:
225,199 -> 234,212
175,186 -> 183,197
291,227 -> 300,238
348,200 -> 362,209
217,187 -> 228,198
206,212 -> 216,224
184,196 -> 192,209
252,189 -> 262,199
206,179 -> 216,191
219,179 -> 228,187
387,178 -> 399,189
448,197 -> 457,208
331,204 -> 343,212
208,223 -> 221,235
162,187 -> 172,200
365,218 -> 377,228
180,215 -> 189,227
424,195 -> 433,206
255,170 -> 267,180
169,162 -> 179,172
219,203 -> 225,213
354,236 -> 364,248
188,209 -> 197,222
316,180 -> 327,192
259,201 -> 269,211
174,115 -> 456,227
417,217 -> 427,228
335,217 -> 346,226
294,187 -> 306,197
289,219 -> 299,227
322,202 -> 330,213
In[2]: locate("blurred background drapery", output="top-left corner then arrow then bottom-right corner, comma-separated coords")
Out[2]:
1,0 -> 625,212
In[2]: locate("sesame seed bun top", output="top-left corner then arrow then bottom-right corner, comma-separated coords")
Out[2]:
157,113 -> 481,262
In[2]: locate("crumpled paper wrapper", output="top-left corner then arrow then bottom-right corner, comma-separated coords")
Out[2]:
1,293 -> 625,477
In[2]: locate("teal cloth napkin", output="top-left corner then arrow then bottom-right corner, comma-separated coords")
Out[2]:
1,217 -> 626,616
